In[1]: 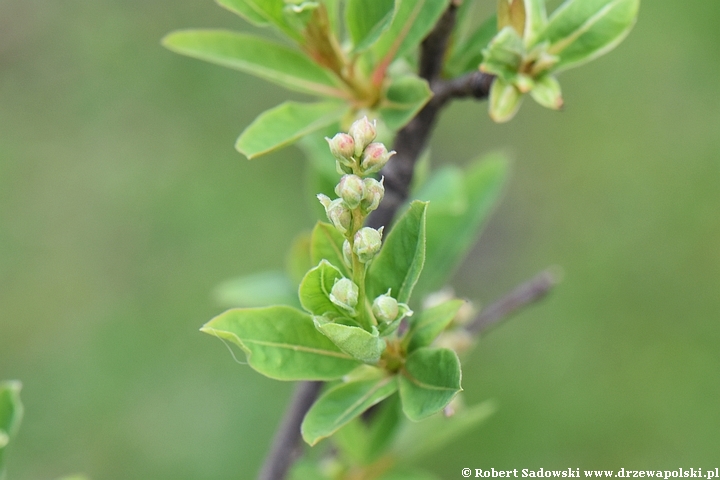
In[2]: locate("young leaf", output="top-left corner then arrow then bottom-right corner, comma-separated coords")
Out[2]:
201,306 -> 360,380
541,0 -> 640,71
407,299 -> 464,351
0,381 -> 23,476
236,101 -> 347,159
392,400 -> 496,461
413,154 -> 508,298
314,316 -> 386,364
376,75 -> 433,131
523,0 -> 548,44
299,259 -> 347,319
345,0 -> 395,52
301,373 -> 397,445
372,0 -> 451,67
367,201 -> 428,304
398,347 -> 462,421
213,270 -> 299,308
216,0 -> 271,27
310,222 -> 350,277
445,15 -> 497,77
489,77 -> 523,123
162,30 -> 347,98
227,0 -> 304,41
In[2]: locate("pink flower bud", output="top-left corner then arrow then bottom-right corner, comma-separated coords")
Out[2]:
326,133 -> 356,162
348,117 -> 377,157
335,175 -> 365,209
361,143 -> 395,175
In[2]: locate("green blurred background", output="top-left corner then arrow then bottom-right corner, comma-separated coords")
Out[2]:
1,1 -> 718,478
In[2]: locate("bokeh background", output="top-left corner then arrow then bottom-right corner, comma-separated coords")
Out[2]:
1,1 -> 719,478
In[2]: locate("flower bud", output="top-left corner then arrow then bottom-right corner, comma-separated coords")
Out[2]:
360,143 -> 395,175
353,226 -> 383,263
326,133 -> 356,163
335,174 -> 365,209
342,239 -> 352,267
372,292 -> 399,323
361,177 -> 384,212
329,278 -> 358,313
318,194 -> 351,234
348,117 -> 376,157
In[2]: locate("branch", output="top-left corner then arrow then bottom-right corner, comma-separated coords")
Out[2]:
258,6 -> 493,479
465,268 -> 560,336
257,381 -> 323,480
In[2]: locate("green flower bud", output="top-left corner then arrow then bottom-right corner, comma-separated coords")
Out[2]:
360,143 -> 395,175
361,177 -> 384,212
353,226 -> 383,263
317,194 -> 351,234
342,239 -> 352,267
326,133 -> 356,164
335,174 -> 365,209
348,117 -> 376,157
372,292 -> 398,323
329,278 -> 358,314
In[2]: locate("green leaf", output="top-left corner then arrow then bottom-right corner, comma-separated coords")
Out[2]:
213,270 -> 299,308
314,316 -> 386,364
236,101 -> 347,159
367,201 -> 428,304
372,0 -> 451,65
488,77 -> 523,123
523,0 -> 548,44
216,0 -> 271,27
413,154 -> 508,298
201,306 -> 360,380
162,30 -> 346,98
392,400 -> 496,461
407,299 -> 464,351
299,260 -> 347,318
541,0 -> 640,71
310,222 -> 349,278
0,381 -> 23,476
377,75 -> 433,131
445,15 -> 497,77
398,347 -> 462,421
530,74 -> 563,109
345,0 -> 395,52
226,0 -> 304,41
365,393 -> 403,462
301,373 -> 397,445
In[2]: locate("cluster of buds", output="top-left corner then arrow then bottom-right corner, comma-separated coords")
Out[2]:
318,117 -> 392,266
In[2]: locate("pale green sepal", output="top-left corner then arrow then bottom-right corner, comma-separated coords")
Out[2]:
530,74 -> 564,110
301,373 -> 398,445
213,270 -> 299,308
392,400 -> 496,461
542,0 -> 640,71
310,222 -> 350,277
314,316 -> 386,364
367,201 -> 428,304
161,30 -> 344,97
377,75 -> 432,131
236,101 -> 347,159
407,299 -> 464,351
0,380 -> 23,477
480,26 -> 524,81
522,0 -> 548,45
398,347 -> 462,421
299,260 -> 347,319
201,306 -> 360,380
489,77 -> 523,123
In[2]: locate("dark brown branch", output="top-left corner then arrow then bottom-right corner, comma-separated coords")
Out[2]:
465,268 -> 560,336
257,381 -> 323,480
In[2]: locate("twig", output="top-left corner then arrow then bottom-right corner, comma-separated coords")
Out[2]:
257,381 -> 323,480
257,6 -> 493,479
465,268 -> 560,336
